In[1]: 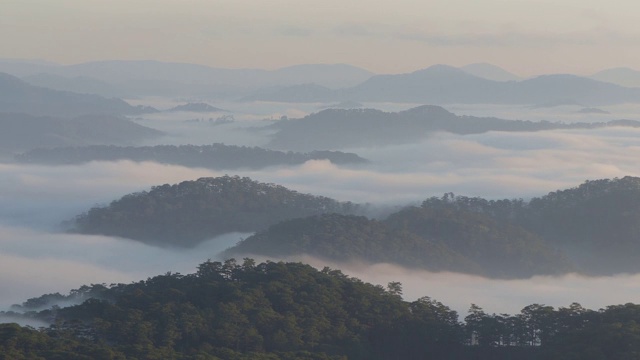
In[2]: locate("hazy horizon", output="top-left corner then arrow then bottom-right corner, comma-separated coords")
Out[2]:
2,57 -> 639,79
4,0 -> 640,77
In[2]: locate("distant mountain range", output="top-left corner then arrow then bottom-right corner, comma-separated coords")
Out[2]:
590,67 -> 640,88
0,113 -> 162,153
459,63 -> 522,82
264,105 -> 640,151
247,65 -> 640,105
21,73 -> 125,98
0,72 -> 155,117
5,59 -> 640,104
0,59 -> 375,98
166,102 -> 227,112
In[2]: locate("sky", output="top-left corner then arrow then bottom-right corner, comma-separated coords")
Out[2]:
3,0 -> 640,75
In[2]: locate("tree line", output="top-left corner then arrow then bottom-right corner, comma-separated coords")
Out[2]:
2,260 -> 639,359
16,143 -> 367,169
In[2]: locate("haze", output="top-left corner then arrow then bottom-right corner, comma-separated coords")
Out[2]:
3,106 -> 640,313
3,0 -> 640,75
4,0 -> 640,330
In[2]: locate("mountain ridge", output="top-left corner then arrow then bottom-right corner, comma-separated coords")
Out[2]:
0,72 -> 155,117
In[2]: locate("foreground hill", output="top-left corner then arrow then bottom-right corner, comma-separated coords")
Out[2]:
0,113 -> 163,153
71,176 -> 363,246
266,105 -> 640,151
16,144 -> 368,169
3,260 -> 640,359
0,72 -> 155,117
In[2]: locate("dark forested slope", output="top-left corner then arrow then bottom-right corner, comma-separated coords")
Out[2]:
385,206 -> 572,278
16,143 -> 367,169
224,177 -> 640,277
421,176 -> 640,274
71,176 -> 362,246
226,214 -> 480,274
72,176 -> 640,276
225,211 -> 572,278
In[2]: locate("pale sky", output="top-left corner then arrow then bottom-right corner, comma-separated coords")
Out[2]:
3,0 -> 640,76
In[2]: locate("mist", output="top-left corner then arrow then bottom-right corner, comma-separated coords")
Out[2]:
282,255 -> 640,316
3,103 -> 640,319
4,220 -> 639,318
0,225 -> 250,310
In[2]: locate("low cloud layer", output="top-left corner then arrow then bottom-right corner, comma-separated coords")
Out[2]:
4,124 -> 640,223
2,224 -> 639,318
3,105 -> 640,316
0,225 -> 250,309
269,255 -> 640,317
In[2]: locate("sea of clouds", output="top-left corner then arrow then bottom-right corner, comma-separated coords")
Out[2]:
2,102 -> 640,319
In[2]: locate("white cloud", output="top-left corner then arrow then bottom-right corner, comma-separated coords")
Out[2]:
3,107 -> 640,315
272,255 -> 640,316
0,225 -> 249,309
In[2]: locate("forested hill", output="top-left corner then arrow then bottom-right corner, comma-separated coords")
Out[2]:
226,176 -> 640,277
225,211 -> 572,278
71,176 -> 363,247
4,260 -> 640,359
225,214 -> 481,274
72,175 -> 640,276
266,105 -> 640,151
421,176 -> 640,274
16,143 -> 367,169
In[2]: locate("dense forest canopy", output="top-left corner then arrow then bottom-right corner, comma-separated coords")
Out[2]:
3,260 -> 640,359
72,175 -> 640,276
225,211 -> 572,279
420,176 -> 640,274
16,143 -> 367,169
71,176 -> 363,247
225,214 -> 480,274
222,176 -> 640,278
